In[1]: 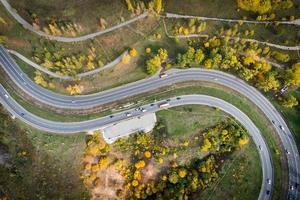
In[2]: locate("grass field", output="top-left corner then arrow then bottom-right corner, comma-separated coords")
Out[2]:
0,106 -> 88,199
157,105 -> 229,137
9,0 -> 134,35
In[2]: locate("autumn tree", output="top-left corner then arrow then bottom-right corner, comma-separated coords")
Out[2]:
122,54 -> 131,64
237,0 -> 272,14
281,95 -> 298,108
146,55 -> 161,74
129,48 -> 138,57
256,72 -> 280,92
66,84 -> 83,95
285,62 -> 300,86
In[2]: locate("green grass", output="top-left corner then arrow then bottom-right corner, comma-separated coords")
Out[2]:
157,105 -> 229,137
199,140 -> 262,200
0,106 -> 88,199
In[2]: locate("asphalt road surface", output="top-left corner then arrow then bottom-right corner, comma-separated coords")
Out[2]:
0,45 -> 299,199
0,88 -> 272,199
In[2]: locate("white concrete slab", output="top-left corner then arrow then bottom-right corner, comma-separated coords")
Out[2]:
101,113 -> 157,144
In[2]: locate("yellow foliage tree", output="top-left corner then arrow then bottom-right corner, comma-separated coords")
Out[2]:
154,0 -> 163,13
237,0 -> 272,14
239,136 -> 249,146
285,62 -> 300,86
122,54 -> 131,64
129,48 -> 138,57
0,17 -> 7,25
134,160 -> 145,169
178,168 -> 187,178
125,0 -> 134,11
34,71 -> 48,88
144,151 -> 152,158
282,95 -> 298,108
132,179 -> 139,187
66,84 -> 82,95
201,138 -> 212,151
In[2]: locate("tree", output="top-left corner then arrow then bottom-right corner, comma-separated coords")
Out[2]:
178,168 -> 187,178
66,84 -> 82,95
158,48 -> 168,62
243,49 -> 259,66
237,0 -> 272,14
285,62 -> 300,86
168,172 -> 179,184
135,160 -> 146,169
146,55 -> 161,74
129,48 -> 138,57
194,49 -> 205,64
201,138 -> 212,151
153,0 -> 163,13
144,151 -> 152,158
238,135 -> 249,146
282,95 -> 298,108
125,0 -> 134,11
256,73 -> 280,92
272,51 -> 290,63
122,54 -> 131,64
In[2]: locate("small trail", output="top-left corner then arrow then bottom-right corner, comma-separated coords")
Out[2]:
166,12 -> 300,26
0,0 -> 148,43
8,49 -> 128,79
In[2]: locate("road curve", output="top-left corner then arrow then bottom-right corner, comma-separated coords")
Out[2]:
0,87 -> 272,200
8,49 -> 129,80
0,45 -> 299,199
0,0 -> 148,43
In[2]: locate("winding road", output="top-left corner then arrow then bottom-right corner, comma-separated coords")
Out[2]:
0,88 -> 272,199
0,0 -> 148,43
0,43 -> 299,199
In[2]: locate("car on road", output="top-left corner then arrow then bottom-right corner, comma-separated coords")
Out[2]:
166,99 -> 171,102
289,185 -> 294,190
267,179 -> 271,185
109,115 -> 114,118
159,102 -> 170,108
125,112 -> 132,117
159,73 -> 168,78
279,125 -> 285,131
176,97 -> 181,100
141,108 -> 147,112
271,120 -> 275,124
285,149 -> 290,154
4,94 -> 8,98
71,100 -> 75,104
266,190 -> 270,195
150,103 -> 155,107
259,145 -> 262,150
20,113 -> 25,116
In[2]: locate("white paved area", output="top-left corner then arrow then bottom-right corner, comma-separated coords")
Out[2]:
101,113 -> 157,144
